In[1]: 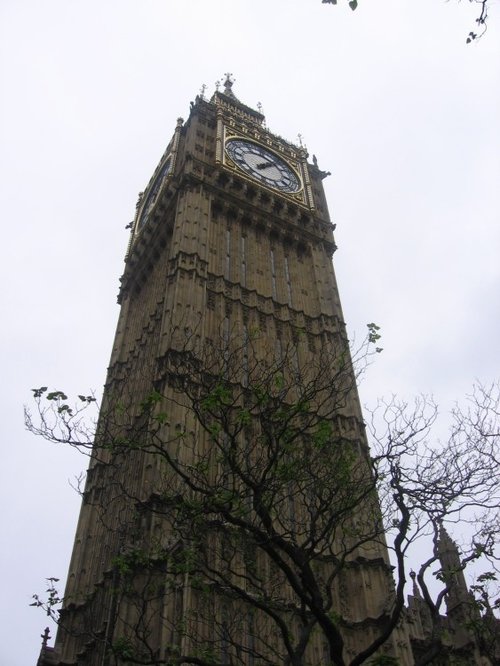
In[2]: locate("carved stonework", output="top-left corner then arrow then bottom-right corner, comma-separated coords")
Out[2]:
37,83 -> 492,666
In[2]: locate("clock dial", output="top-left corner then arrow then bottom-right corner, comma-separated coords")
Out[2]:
138,157 -> 172,229
225,139 -> 301,193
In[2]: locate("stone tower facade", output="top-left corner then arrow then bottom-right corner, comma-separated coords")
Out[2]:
38,80 -> 415,666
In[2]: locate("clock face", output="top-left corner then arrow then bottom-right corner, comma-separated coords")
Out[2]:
225,139 -> 301,193
138,157 -> 172,229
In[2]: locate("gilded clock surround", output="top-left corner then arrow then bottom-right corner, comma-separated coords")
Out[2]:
214,88 -> 314,209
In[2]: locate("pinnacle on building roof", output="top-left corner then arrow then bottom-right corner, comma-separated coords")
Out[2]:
409,570 -> 422,599
222,72 -> 238,100
437,523 -> 457,557
210,73 -> 265,125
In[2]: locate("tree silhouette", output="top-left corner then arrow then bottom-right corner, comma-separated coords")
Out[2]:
27,332 -> 499,665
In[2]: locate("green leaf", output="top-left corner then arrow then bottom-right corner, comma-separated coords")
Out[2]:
349,0 -> 358,10
313,419 -> 332,448
237,408 -> 251,425
47,391 -> 68,401
202,384 -> 232,411
367,322 -> 382,343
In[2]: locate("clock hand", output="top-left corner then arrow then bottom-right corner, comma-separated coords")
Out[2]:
256,161 -> 275,170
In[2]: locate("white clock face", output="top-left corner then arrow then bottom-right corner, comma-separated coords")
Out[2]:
138,157 -> 172,229
225,139 -> 301,193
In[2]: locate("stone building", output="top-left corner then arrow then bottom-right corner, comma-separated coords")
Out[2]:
36,79 -> 493,666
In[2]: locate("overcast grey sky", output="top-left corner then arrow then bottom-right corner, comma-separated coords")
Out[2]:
1,1 -> 499,664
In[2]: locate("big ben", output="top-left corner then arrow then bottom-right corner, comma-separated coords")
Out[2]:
37,77 -> 413,666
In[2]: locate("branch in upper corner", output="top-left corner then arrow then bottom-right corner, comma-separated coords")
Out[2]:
467,0 -> 489,43
321,0 -> 491,42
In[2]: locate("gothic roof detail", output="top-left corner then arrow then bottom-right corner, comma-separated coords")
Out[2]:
211,73 -> 265,125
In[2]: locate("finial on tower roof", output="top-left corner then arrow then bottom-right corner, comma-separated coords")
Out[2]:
222,73 -> 239,100
224,72 -> 234,91
41,626 -> 51,648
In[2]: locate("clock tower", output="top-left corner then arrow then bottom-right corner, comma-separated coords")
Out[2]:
38,78 -> 413,666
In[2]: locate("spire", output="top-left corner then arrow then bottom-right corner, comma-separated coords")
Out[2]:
437,524 -> 461,574
409,570 -> 422,599
437,524 -> 470,614
37,626 -> 55,666
211,74 -> 265,125
438,523 -> 454,550
437,524 -> 463,573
